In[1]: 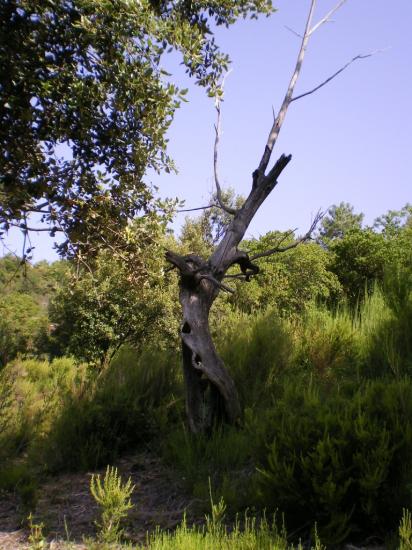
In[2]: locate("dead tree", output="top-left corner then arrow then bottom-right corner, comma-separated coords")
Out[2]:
166,0 -> 377,433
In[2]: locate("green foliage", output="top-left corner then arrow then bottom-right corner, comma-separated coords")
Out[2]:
49,230 -> 179,367
318,202 -> 364,245
257,378 -> 412,544
139,513 -> 323,550
163,424 -> 253,510
216,309 -> 294,407
363,266 -> 412,378
90,466 -> 135,544
0,291 -> 48,367
330,225 -> 411,303
0,462 -> 38,513
295,303 -> 363,381
399,509 -> 412,550
179,189 -> 245,258
374,204 -> 412,237
0,0 -> 273,258
41,346 -> 181,471
27,512 -> 46,550
230,239 -> 342,314
0,357 -> 82,465
0,255 -> 69,366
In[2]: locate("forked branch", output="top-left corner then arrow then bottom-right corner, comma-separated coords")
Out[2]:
257,0 -> 317,176
250,210 -> 323,261
257,0 -> 351,177
308,0 -> 348,35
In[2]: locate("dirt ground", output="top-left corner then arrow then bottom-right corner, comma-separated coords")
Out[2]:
0,452 -> 199,549
0,452 -> 388,550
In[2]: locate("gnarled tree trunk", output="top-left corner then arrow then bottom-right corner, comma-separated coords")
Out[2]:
166,155 -> 293,433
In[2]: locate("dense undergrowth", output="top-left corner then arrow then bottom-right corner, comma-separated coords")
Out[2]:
1,266 -> 412,546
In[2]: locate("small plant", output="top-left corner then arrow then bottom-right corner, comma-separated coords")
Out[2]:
90,465 -> 135,544
205,477 -> 226,534
27,512 -> 46,550
400,509 -> 412,550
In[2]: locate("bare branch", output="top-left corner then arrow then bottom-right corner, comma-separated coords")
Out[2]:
291,50 -> 383,102
258,0 -> 317,176
309,0 -> 347,36
284,25 -> 303,39
8,222 -> 63,232
176,204 -> 223,213
199,273 -> 235,293
223,273 -> 248,280
250,210 -> 323,261
214,71 -> 237,215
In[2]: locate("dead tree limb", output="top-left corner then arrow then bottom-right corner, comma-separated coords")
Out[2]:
292,51 -> 382,103
166,0 -> 373,433
213,71 -> 237,215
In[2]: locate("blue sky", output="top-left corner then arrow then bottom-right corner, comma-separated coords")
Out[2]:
3,0 -> 411,262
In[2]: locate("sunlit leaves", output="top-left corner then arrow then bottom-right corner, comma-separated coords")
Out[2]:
0,0 -> 274,260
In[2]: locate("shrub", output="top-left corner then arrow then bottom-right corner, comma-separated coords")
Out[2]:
40,346 -> 181,471
90,466 -> 135,544
399,509 -> 412,550
257,378 -> 412,544
217,309 -> 294,408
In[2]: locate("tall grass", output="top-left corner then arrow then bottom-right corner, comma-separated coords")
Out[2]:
140,514 -> 324,550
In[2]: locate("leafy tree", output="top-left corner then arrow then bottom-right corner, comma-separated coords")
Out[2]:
0,255 -> 69,366
317,202 -> 364,245
0,0 -> 273,259
231,235 -> 342,314
330,227 -> 411,303
0,292 -> 48,367
373,204 -> 412,237
49,220 -> 179,367
0,254 -> 69,300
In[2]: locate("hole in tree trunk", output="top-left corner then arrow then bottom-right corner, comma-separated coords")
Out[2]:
194,354 -> 202,366
182,321 -> 191,334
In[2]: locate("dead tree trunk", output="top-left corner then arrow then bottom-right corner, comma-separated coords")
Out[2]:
166,155 -> 295,432
166,0 -> 374,433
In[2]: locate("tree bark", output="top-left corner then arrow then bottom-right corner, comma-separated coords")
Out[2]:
167,251 -> 241,433
165,157 -> 291,433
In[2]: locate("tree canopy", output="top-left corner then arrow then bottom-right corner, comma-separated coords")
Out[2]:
0,0 -> 273,259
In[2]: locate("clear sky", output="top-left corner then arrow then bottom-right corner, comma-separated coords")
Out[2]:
3,0 -> 411,262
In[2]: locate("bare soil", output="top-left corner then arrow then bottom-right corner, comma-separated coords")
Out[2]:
0,451 -> 199,549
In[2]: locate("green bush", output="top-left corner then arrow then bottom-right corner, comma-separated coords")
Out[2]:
257,378 -> 412,544
217,309 -> 294,408
41,346 -> 181,471
363,266 -> 412,378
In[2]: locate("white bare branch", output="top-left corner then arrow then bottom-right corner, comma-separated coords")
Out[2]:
213,70 -> 237,215
309,0 -> 348,36
258,0 -> 317,175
